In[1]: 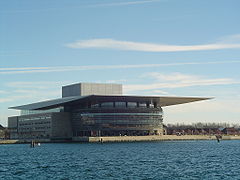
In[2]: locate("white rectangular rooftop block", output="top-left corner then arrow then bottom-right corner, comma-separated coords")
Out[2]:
62,82 -> 122,97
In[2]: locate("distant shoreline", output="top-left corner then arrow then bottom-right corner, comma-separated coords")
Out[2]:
1,135 -> 240,144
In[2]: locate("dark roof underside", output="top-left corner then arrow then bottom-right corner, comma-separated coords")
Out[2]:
9,96 -> 89,110
9,95 -> 212,110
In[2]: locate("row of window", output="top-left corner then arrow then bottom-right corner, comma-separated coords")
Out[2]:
34,121 -> 51,125
82,120 -> 162,125
20,107 -> 63,115
19,116 -> 51,122
81,117 -> 162,120
91,102 -> 158,108
19,121 -> 51,126
35,126 -> 51,130
19,126 -> 51,131
80,113 -> 163,117
17,133 -> 50,139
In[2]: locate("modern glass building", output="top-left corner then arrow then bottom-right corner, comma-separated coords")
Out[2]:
8,83 -> 210,139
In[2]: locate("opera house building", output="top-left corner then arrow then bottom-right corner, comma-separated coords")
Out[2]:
8,83 -> 210,140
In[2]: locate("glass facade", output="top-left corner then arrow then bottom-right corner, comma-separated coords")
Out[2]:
10,96 -> 165,138
71,99 -> 164,137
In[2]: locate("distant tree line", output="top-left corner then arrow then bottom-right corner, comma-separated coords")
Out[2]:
166,122 -> 240,129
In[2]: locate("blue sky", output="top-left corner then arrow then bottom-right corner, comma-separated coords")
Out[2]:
1,0 -> 240,126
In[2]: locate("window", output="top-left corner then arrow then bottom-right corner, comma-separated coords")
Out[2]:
101,102 -> 114,108
91,103 -> 100,108
127,102 -> 137,108
149,103 -> 154,108
139,102 -> 147,108
115,102 -> 126,108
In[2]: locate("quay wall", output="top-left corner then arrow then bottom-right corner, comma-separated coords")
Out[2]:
72,135 -> 240,143
1,135 -> 240,144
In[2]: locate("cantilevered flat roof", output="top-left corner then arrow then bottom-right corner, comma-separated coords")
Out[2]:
9,96 -> 89,110
9,95 -> 212,110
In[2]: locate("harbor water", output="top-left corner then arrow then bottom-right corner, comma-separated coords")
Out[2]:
1,140 -> 240,179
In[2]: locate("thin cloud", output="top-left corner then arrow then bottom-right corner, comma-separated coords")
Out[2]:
106,79 -> 128,83
165,98 -> 240,114
0,90 -> 7,94
125,89 -> 175,96
0,67 -> 49,71
7,81 -> 69,89
124,72 -> 240,92
0,91 -> 61,105
66,38 -> 240,52
217,34 -> 240,44
89,0 -> 161,7
0,95 -> 42,103
125,79 -> 239,92
1,0 -> 160,13
142,72 -> 199,81
1,83 -> 63,104
1,60 -> 240,74
0,98 -> 13,103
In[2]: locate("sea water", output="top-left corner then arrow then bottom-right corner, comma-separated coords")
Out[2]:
0,140 -> 240,180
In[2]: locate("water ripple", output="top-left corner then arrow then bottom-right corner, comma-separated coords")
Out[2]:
1,141 -> 240,179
